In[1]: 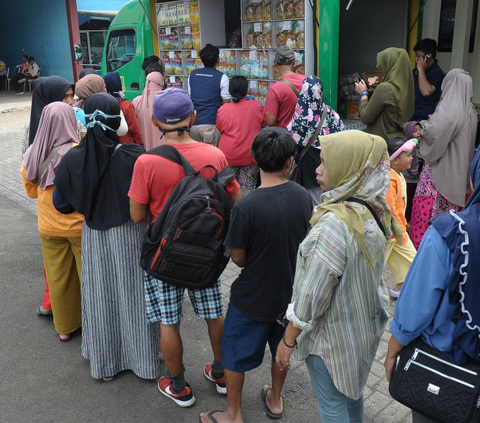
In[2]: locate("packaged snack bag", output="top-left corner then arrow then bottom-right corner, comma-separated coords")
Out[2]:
180,27 -> 193,49
218,52 -> 228,73
172,52 -> 183,75
255,1 -> 263,20
162,53 -> 173,74
159,28 -> 169,49
168,27 -> 179,49
276,22 -> 287,47
168,3 -> 177,25
262,22 -> 273,48
284,0 -> 295,19
276,0 -> 285,19
190,1 -> 199,25
262,0 -> 272,20
258,80 -> 269,94
251,61 -> 262,79
177,2 -> 190,25
158,4 -> 169,26
294,0 -> 305,17
240,63 -> 252,78
294,21 -> 305,49
227,54 -> 237,78
249,80 -> 259,99
273,64 -> 281,80
185,53 -> 196,74
174,76 -> 184,89
191,26 -> 201,50
246,26 -> 256,49
245,1 -> 255,21
195,57 -> 204,69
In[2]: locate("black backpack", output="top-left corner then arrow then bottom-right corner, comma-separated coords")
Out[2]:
140,145 -> 235,289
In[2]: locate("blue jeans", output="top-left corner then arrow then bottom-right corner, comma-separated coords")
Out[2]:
306,355 -> 364,423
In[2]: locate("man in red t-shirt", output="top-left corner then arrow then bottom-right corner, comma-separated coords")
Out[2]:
129,88 -> 240,408
264,47 -> 306,128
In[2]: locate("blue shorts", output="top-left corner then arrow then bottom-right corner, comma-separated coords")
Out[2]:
221,303 -> 285,372
144,273 -> 223,325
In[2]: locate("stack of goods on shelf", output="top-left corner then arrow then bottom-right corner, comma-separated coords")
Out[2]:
218,51 -> 237,78
240,50 -> 269,80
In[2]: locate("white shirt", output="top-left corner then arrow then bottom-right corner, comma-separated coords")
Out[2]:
27,63 -> 40,77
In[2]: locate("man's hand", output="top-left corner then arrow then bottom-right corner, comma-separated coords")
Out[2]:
384,335 -> 405,381
276,341 -> 294,371
415,55 -> 428,72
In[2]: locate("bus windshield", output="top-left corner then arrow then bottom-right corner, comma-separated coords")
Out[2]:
106,29 -> 136,72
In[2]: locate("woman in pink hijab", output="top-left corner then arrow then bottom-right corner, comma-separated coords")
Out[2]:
132,71 -> 164,151
21,102 -> 84,342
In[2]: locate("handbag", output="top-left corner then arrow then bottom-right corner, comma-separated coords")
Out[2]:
286,106 -> 327,182
389,337 -> 480,423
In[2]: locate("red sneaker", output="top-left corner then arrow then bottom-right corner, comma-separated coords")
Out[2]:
157,376 -> 196,407
204,363 -> 227,395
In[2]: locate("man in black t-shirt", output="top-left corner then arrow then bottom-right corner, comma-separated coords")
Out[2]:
200,128 -> 312,423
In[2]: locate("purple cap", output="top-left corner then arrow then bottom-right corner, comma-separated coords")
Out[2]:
152,88 -> 194,124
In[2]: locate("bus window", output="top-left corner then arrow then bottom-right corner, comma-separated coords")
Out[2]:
106,29 -> 136,72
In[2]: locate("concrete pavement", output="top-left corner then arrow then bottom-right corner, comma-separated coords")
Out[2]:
0,91 -> 412,422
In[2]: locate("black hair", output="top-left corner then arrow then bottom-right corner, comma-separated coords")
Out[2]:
28,56 -> 34,62
229,76 -> 248,102
413,38 -> 438,59
22,55 -> 28,60
142,55 -> 161,71
145,62 -> 165,77
387,137 -> 408,157
199,44 -> 219,68
251,127 -> 296,173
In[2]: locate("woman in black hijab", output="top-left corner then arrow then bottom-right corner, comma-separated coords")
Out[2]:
54,93 -> 160,381
28,76 -> 75,146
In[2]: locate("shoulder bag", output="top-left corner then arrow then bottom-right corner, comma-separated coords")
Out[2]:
286,107 -> 327,182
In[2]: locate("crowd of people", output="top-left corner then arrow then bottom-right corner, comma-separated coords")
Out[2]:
19,38 -> 479,423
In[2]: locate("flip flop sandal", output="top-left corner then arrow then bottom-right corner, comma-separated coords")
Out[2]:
59,333 -> 72,342
261,386 -> 283,419
198,410 -> 224,423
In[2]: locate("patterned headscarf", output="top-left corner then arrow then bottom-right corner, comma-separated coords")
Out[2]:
310,130 -> 403,267
287,76 -> 344,149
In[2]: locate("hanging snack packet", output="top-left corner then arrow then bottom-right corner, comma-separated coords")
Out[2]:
254,0 -> 263,20
295,21 -> 305,48
195,57 -> 204,69
276,0 -> 285,19
191,26 -> 201,50
185,53 -> 196,74
180,27 -> 193,49
159,28 -> 169,49
262,22 -> 272,49
190,1 -> 199,25
172,52 -> 183,75
262,0 -> 272,19
294,0 -> 305,17
247,26 -> 256,49
162,53 -> 173,74
168,3 -> 177,25
174,76 -> 184,89
284,0 -> 295,19
168,27 -> 179,49
158,4 -> 169,26
245,1 -> 256,21
177,2 -> 190,25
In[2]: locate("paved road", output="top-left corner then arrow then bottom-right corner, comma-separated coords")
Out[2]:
0,91 -> 412,422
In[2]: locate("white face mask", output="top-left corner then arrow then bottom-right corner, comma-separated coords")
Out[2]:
117,110 -> 128,136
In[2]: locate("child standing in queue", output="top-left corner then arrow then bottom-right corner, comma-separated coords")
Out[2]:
386,137 -> 418,297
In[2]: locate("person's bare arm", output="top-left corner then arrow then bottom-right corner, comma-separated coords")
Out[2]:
384,335 -> 405,381
222,98 -> 230,104
130,198 -> 148,223
267,114 -> 278,127
230,248 -> 246,268
416,56 -> 436,97
229,190 -> 242,207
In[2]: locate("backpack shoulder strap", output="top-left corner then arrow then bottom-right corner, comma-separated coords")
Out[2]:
217,165 -> 236,188
37,145 -> 61,181
147,144 -> 196,175
279,78 -> 300,97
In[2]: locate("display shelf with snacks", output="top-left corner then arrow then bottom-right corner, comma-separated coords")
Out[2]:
156,0 -> 225,89
237,0 -> 313,104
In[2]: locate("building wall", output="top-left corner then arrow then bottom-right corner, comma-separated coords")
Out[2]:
0,0 -> 74,80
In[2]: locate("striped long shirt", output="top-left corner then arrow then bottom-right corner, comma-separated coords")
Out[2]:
287,213 -> 389,400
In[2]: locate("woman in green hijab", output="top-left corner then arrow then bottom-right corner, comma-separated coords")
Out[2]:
356,47 -> 414,141
276,130 -> 402,422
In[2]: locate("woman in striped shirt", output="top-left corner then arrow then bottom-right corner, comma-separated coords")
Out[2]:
276,130 -> 402,422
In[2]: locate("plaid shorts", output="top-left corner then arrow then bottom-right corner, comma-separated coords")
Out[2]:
144,273 -> 223,325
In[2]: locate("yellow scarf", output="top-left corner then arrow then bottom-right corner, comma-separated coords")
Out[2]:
311,130 -> 403,267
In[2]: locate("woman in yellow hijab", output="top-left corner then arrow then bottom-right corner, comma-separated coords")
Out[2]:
276,130 -> 402,422
356,47 -> 414,141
